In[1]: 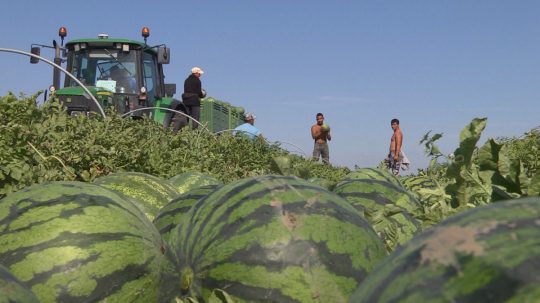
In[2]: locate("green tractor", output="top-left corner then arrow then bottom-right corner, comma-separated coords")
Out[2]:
30,27 -> 245,132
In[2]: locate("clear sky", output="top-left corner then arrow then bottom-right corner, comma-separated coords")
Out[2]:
1,1 -> 539,172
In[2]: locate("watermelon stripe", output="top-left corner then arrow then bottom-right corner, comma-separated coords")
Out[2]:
203,277 -> 301,303
194,198 -> 372,265
341,168 -> 403,188
334,179 -> 421,211
0,193 -> 145,230
56,261 -> 155,302
336,191 -> 394,207
185,179 -> 366,263
93,172 -> 179,221
153,184 -> 220,239
157,195 -> 204,217
181,176 -> 280,259
0,231 -> 135,266
337,179 -> 415,197
172,175 -> 386,302
185,183 -> 380,269
0,181 -> 175,302
350,197 -> 540,302
203,262 -> 358,302
207,239 -> 368,282
155,205 -> 194,221
0,265 -> 40,303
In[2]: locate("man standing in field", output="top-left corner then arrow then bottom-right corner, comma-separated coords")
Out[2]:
233,113 -> 262,139
182,67 -> 206,129
311,113 -> 331,164
387,118 -> 410,175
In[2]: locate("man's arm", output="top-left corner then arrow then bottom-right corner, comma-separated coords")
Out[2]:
393,131 -> 403,160
311,125 -> 320,140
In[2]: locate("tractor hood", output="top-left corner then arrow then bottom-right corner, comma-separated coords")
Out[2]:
54,85 -> 146,117
55,86 -> 113,97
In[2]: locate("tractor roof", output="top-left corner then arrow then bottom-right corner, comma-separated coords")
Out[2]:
65,38 -> 157,54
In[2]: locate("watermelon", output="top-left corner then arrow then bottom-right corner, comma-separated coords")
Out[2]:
170,175 -> 386,302
169,172 -> 222,195
321,124 -> 330,132
400,174 -> 447,205
94,172 -> 178,221
334,179 -> 422,253
153,184 -> 221,242
350,196 -> 540,303
341,167 -> 403,188
0,181 -> 177,302
334,178 -> 421,214
0,264 -> 40,303
307,177 -> 337,191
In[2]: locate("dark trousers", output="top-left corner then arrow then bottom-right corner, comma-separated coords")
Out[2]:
162,100 -> 178,131
185,105 -> 201,129
163,100 -> 187,133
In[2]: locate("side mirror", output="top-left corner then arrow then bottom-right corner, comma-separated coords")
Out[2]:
164,83 -> 176,97
157,47 -> 170,64
30,47 -> 40,64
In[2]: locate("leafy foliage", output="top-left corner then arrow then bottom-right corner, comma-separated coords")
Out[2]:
406,118 -> 540,227
0,93 -> 346,198
445,118 -> 493,207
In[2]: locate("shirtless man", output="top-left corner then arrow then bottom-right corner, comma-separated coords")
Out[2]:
388,118 -> 403,175
311,113 -> 331,164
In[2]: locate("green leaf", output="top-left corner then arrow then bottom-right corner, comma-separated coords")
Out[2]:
528,172 -> 540,196
270,155 -> 292,175
478,139 -> 501,171
445,118 -> 490,207
447,117 -> 487,176
208,289 -> 235,303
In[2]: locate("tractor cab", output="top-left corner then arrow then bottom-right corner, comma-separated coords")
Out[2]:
32,27 -> 176,118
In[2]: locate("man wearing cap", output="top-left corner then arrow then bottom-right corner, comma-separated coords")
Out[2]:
233,113 -> 262,139
182,67 -> 206,129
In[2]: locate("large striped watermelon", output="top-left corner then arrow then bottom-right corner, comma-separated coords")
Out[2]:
94,172 -> 178,221
0,264 -> 40,303
334,178 -> 421,214
153,184 -> 221,243
350,196 -> 540,303
169,171 -> 222,195
0,181 -> 177,302
170,175 -> 386,302
334,179 -> 422,253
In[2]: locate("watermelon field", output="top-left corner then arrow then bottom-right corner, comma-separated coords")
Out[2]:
1,92 -> 539,302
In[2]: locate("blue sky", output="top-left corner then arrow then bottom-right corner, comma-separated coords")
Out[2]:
1,1 -> 539,172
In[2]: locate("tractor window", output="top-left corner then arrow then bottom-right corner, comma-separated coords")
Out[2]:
66,49 -> 137,93
142,52 -> 157,101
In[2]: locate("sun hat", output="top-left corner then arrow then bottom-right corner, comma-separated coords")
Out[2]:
191,67 -> 204,74
244,113 -> 256,121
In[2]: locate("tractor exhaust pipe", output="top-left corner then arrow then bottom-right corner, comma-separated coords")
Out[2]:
53,40 -> 61,90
